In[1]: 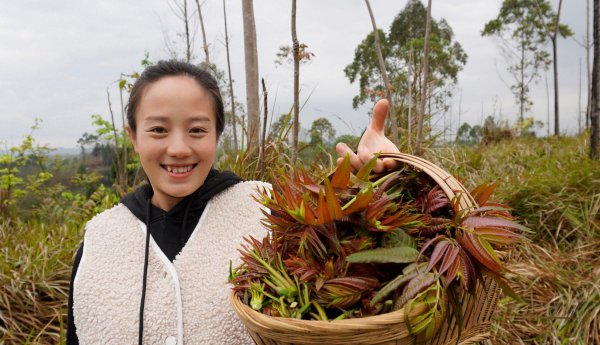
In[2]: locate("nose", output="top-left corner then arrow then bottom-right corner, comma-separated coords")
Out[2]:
166,132 -> 192,157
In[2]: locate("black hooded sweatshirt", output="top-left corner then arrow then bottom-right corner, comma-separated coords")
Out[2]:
66,169 -> 243,344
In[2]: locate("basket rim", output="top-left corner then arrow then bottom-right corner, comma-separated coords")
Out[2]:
229,290 -> 428,326
229,153 -> 492,344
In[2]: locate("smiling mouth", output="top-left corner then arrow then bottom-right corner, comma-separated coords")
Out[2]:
161,164 -> 197,174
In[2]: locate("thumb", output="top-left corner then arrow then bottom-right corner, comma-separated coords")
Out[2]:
370,99 -> 389,134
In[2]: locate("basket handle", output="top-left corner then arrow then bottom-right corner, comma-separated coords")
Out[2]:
379,153 -> 478,211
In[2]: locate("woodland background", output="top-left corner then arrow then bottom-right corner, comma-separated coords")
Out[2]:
1,0 -> 599,344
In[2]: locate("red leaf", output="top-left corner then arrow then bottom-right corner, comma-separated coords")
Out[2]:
426,241 -> 450,273
438,245 -> 460,278
458,231 -> 502,273
331,154 -> 351,189
343,183 -> 374,215
462,216 -> 528,232
324,178 -> 343,221
470,182 -> 496,206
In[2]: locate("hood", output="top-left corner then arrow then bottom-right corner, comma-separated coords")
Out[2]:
121,169 -> 243,261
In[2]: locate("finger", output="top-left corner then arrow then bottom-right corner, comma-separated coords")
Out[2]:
358,150 -> 385,174
382,158 -> 400,170
371,159 -> 386,174
369,99 -> 389,135
336,142 -> 362,171
336,142 -> 352,158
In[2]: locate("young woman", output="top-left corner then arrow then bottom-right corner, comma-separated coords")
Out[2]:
67,60 -> 400,345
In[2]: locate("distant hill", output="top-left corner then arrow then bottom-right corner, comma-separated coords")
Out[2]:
49,147 -> 80,157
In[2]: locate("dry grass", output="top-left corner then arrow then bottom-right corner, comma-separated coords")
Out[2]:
495,242 -> 600,345
0,218 -> 78,344
1,134 -> 599,344
430,134 -> 600,344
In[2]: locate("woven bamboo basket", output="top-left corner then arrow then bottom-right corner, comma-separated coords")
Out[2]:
230,153 -> 502,345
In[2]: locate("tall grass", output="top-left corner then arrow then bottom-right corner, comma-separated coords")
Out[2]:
429,134 -> 600,345
1,185 -> 119,344
0,218 -> 78,344
1,134 -> 598,344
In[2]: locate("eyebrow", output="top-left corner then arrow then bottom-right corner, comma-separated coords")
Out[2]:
144,115 -> 212,123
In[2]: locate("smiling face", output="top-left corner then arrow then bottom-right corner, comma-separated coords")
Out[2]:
128,75 -> 218,211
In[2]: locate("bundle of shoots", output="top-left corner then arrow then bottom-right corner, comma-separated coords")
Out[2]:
230,155 -> 525,341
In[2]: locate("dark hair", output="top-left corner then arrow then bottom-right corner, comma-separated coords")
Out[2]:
126,60 -> 224,138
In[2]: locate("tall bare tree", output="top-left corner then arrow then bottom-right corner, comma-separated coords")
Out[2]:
195,0 -> 211,66
591,0 -> 599,159
549,0 -> 564,135
535,0 -> 572,136
242,0 -> 260,153
415,0 -> 432,155
164,0 -> 193,61
259,78 -> 268,172
587,0 -> 592,129
183,0 -> 192,62
364,0 -> 398,146
223,0 -> 238,151
291,0 -> 300,161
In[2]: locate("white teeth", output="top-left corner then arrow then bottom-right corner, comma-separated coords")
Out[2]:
165,165 -> 193,173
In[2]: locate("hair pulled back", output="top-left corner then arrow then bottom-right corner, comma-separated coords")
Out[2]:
126,60 -> 224,137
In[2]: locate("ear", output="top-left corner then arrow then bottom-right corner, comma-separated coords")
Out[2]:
127,127 -> 138,153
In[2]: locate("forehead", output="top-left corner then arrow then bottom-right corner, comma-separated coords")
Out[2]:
136,75 -> 215,123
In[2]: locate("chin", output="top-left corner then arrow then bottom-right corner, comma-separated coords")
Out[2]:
166,184 -> 200,198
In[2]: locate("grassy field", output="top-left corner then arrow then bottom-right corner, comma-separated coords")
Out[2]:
1,134 -> 598,344
430,134 -> 600,345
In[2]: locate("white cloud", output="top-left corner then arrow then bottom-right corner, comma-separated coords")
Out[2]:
0,0 -> 590,148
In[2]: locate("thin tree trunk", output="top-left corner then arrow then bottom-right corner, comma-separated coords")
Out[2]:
106,89 -> 124,189
552,0 -> 563,136
545,70 -> 551,136
259,78 -> 268,173
242,0 -> 260,153
587,0 -> 592,129
590,0 -> 599,159
291,0 -> 300,162
579,58 -> 583,134
415,0 -> 432,155
520,38 -> 525,122
184,0 -> 192,62
365,0 -> 398,146
552,36 -> 559,135
223,0 -> 238,151
119,81 -> 128,188
407,45 -> 413,149
195,0 -> 211,67
458,87 -> 462,136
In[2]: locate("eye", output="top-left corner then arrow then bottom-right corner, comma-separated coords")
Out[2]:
148,127 -> 167,134
190,127 -> 208,135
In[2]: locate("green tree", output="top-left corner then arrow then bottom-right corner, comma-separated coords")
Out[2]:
0,119 -> 53,216
309,118 -> 335,146
455,123 -> 482,146
482,0 -> 571,127
335,134 -> 360,151
268,113 -> 293,142
344,0 -> 467,137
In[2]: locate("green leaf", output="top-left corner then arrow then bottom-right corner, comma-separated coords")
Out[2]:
370,272 -> 417,306
381,229 -> 416,249
355,153 -> 379,181
346,246 -> 418,264
342,182 -> 374,214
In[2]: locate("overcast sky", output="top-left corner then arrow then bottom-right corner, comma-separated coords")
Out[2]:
0,0 -> 590,148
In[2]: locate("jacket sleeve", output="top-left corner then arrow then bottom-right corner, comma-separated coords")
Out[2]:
66,242 -> 84,345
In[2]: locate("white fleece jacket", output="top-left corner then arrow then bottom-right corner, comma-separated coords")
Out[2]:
73,181 -> 270,344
